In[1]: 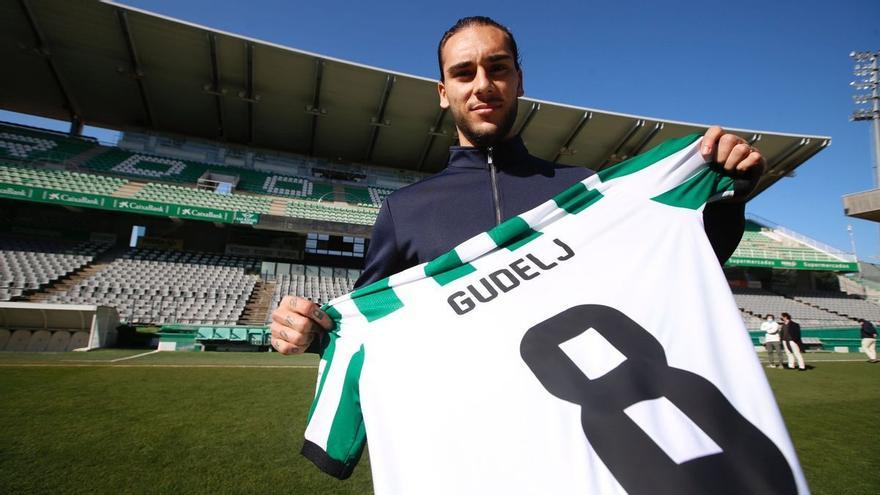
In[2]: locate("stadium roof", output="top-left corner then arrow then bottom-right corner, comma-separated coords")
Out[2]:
843,188 -> 880,222
0,0 -> 830,195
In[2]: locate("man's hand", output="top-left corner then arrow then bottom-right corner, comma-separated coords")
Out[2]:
701,125 -> 765,176
269,295 -> 334,355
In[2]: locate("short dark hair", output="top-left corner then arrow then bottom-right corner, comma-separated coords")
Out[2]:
437,16 -> 521,81
781,312 -> 791,319
766,314 -> 775,319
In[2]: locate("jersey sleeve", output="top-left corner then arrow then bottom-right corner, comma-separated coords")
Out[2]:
593,134 -> 740,210
301,306 -> 367,480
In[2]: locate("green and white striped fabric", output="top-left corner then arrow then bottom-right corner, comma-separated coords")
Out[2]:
301,134 -> 806,495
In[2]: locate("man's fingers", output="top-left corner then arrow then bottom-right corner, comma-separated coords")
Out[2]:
723,142 -> 753,171
269,321 -> 315,354
270,334 -> 310,355
282,295 -> 334,330
701,125 -> 724,158
736,150 -> 765,174
714,133 -> 743,167
270,320 -> 314,346
271,310 -> 314,334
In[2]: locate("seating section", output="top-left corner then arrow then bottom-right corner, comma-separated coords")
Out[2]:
84,149 -> 203,183
783,290 -> 880,323
45,249 -> 260,325
285,200 -> 378,225
0,329 -> 89,352
344,186 -> 373,206
0,163 -> 128,195
732,288 -> 854,328
252,173 -> 334,200
0,123 -> 95,163
266,267 -> 361,319
0,238 -> 109,301
731,222 -> 847,263
132,183 -> 272,214
368,187 -> 393,207
84,149 -> 342,202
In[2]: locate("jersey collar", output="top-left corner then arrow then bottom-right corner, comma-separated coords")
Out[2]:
446,135 -> 530,170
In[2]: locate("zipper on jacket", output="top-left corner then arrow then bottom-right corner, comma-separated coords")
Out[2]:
488,146 -> 502,225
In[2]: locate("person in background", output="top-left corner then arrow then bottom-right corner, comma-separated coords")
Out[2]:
780,312 -> 806,371
858,318 -> 878,363
761,314 -> 783,368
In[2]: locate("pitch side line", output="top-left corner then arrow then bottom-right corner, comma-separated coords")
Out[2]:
109,350 -> 160,362
0,363 -> 319,368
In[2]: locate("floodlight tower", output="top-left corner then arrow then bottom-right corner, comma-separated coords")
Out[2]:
850,50 -> 880,187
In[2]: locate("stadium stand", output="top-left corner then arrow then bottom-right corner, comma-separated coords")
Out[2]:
730,221 -> 849,264
265,267 -> 361,320
0,123 -> 96,164
83,148 -> 341,202
783,290 -> 880,323
368,186 -> 393,207
0,162 -> 128,195
0,237 -> 111,301
732,288 -> 854,328
285,200 -> 378,225
44,249 -> 260,325
132,183 -> 272,214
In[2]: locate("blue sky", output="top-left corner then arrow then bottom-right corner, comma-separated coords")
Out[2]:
4,0 -> 879,260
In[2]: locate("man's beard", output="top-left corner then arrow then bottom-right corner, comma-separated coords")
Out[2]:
453,99 -> 519,148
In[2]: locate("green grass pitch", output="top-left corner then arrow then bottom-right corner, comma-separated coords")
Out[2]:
0,350 -> 877,494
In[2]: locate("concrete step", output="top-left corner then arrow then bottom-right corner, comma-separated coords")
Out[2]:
239,280 -> 276,326
268,198 -> 289,216
27,260 -> 114,302
111,181 -> 147,198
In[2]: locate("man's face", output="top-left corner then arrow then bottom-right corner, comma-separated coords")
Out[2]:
438,24 -> 524,148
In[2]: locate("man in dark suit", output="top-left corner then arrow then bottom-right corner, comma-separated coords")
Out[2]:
780,312 -> 805,371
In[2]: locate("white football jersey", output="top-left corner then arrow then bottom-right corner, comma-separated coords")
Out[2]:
302,134 -> 807,495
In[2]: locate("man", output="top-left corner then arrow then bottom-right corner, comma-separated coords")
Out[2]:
859,318 -> 878,363
269,16 -> 766,355
761,314 -> 783,368
780,312 -> 806,371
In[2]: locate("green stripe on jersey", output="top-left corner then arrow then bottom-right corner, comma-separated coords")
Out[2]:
651,167 -> 735,209
351,278 -> 404,321
307,330 -> 338,423
425,249 -> 476,286
553,182 -> 603,214
487,216 -> 543,251
326,344 -> 366,465
598,133 -> 701,182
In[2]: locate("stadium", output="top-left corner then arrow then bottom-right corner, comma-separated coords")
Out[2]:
1,1 -> 878,494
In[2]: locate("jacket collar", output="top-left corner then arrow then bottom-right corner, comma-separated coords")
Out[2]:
447,135 -> 530,170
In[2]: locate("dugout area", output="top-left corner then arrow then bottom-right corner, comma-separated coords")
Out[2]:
0,301 -> 118,352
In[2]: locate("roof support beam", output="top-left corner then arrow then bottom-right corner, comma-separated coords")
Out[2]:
207,33 -> 225,139
629,122 -> 664,156
553,111 -> 592,162
116,9 -> 155,127
364,74 -> 396,162
752,138 -> 820,195
598,119 -> 645,169
18,0 -> 80,124
514,102 -> 540,137
417,107 -> 448,171
245,42 -> 255,143
306,59 -> 326,156
769,138 -> 809,172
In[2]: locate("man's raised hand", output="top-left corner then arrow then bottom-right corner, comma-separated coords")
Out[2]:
269,295 -> 334,355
